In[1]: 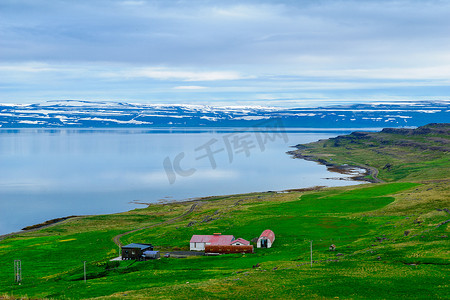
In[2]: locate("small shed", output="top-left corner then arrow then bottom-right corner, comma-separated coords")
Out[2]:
257,229 -> 275,248
142,250 -> 160,260
230,238 -> 250,246
121,243 -> 153,260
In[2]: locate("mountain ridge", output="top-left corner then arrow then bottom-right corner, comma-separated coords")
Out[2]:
0,100 -> 448,128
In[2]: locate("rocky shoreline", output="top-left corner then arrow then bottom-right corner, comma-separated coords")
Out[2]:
286,148 -> 383,183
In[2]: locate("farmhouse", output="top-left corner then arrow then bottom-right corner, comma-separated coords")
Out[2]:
257,229 -> 275,248
121,243 -> 153,260
190,233 -> 235,251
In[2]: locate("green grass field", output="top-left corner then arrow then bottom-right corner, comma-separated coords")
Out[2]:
0,124 -> 449,299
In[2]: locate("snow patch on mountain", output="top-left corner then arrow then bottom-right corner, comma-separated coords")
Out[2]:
0,100 -> 448,128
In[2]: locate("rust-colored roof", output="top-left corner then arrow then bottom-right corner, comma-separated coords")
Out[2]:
231,238 -> 250,245
258,229 -> 275,242
190,234 -> 235,245
205,244 -> 254,254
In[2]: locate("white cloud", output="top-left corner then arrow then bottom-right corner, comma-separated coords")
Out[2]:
210,4 -> 280,20
103,67 -> 245,81
0,62 -> 58,73
173,86 -> 207,90
119,0 -> 146,6
2,0 -> 450,105
287,66 -> 450,81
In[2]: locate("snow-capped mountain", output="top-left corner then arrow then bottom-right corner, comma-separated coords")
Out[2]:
0,100 -> 448,128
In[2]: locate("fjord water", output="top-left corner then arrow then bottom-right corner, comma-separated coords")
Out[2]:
0,129 -> 364,235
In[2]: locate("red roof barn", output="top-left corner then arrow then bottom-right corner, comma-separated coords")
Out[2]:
190,233 -> 235,251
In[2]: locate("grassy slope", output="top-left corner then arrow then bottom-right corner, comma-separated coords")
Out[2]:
291,123 -> 450,182
0,124 -> 449,299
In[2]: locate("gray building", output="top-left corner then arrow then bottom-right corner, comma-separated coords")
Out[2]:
142,250 -> 160,260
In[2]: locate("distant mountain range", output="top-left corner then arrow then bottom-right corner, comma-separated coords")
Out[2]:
0,100 -> 448,128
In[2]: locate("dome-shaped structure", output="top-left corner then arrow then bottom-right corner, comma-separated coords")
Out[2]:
257,229 -> 275,248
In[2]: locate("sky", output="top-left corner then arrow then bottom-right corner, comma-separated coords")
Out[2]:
1,0 -> 450,107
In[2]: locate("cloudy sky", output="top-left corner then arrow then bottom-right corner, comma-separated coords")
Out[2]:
1,0 -> 450,106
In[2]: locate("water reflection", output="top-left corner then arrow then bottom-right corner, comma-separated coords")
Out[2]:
0,129 -> 363,235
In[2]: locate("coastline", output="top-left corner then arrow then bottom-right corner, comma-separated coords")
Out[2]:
286,148 -> 383,183
0,184 -> 343,240
1,147 -> 376,239
131,185 -> 327,206
0,215 -> 84,241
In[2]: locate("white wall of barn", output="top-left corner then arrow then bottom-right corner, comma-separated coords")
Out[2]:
190,242 -> 211,251
257,237 -> 273,248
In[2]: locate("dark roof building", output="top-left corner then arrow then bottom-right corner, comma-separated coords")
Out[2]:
121,243 -> 153,260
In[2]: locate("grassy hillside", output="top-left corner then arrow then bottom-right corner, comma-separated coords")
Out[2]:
0,124 -> 449,299
288,123 -> 450,182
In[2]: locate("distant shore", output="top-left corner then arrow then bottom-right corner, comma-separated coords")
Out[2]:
0,185 -> 335,240
0,215 -> 82,241
287,148 -> 382,183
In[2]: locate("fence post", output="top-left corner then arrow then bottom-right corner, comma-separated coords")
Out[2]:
14,260 -> 22,283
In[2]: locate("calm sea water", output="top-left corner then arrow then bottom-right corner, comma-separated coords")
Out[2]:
0,128 -> 366,235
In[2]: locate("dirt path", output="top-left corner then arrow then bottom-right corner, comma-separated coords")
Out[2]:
364,165 -> 383,183
112,203 -> 198,247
